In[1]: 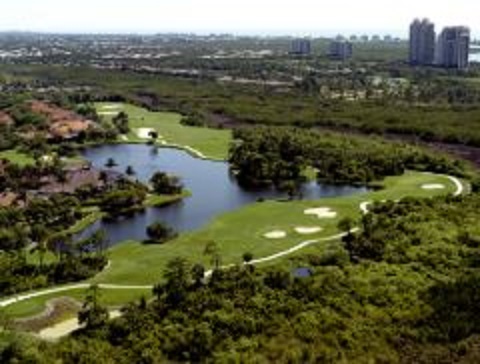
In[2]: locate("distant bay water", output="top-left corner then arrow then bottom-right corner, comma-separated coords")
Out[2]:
471,46 -> 480,62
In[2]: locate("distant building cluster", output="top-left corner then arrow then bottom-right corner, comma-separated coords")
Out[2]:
289,38 -> 354,60
290,39 -> 311,56
409,18 -> 471,69
328,40 -> 353,60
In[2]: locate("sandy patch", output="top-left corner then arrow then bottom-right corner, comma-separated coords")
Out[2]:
264,230 -> 287,239
101,105 -> 122,110
136,128 -> 157,139
41,155 -> 53,162
120,135 -> 129,141
99,111 -> 119,116
360,201 -> 372,214
304,207 -> 337,219
295,226 -> 323,235
38,310 -> 121,341
422,183 -> 445,190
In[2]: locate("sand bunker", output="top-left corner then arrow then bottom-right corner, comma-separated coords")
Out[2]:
304,207 -> 337,219
136,128 -> 157,139
101,105 -> 121,110
295,226 -> 323,235
99,111 -> 119,116
38,310 -> 121,341
422,183 -> 446,190
264,230 -> 287,239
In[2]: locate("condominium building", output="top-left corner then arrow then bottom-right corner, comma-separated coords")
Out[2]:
290,39 -> 311,56
409,18 -> 436,65
436,26 -> 470,69
329,40 -> 353,60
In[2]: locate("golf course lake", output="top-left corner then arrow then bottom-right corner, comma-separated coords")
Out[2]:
81,144 -> 368,245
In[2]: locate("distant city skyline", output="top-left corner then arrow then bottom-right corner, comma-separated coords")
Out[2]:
0,0 -> 478,38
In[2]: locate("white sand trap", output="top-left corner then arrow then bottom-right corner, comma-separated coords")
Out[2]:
101,105 -> 122,110
304,207 -> 337,219
38,310 -> 121,341
120,135 -> 129,141
422,184 -> 446,190
295,226 -> 323,235
99,111 -> 119,116
360,201 -> 372,214
136,128 -> 157,139
264,230 -> 287,239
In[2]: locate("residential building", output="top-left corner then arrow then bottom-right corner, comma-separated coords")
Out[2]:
436,26 -> 470,69
409,18 -> 436,65
329,40 -> 353,60
290,39 -> 311,56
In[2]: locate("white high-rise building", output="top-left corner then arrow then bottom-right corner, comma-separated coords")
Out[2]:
436,26 -> 470,69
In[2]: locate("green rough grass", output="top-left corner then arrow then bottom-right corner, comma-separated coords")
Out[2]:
96,103 -> 231,160
0,149 -> 34,166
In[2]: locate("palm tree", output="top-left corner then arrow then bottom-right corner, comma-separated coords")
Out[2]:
78,284 -> 109,330
242,252 -> 254,264
125,165 -> 135,176
191,263 -> 206,286
204,241 -> 221,270
105,158 -> 117,168
148,130 -> 159,144
99,171 -> 109,187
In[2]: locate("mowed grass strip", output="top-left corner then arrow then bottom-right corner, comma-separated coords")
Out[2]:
96,102 -> 231,160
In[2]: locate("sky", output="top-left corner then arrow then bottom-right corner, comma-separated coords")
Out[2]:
0,0 -> 478,37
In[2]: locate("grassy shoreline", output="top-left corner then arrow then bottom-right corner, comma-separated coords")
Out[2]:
96,102 -> 231,161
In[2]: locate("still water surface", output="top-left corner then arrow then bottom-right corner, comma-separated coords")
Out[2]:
81,145 -> 367,245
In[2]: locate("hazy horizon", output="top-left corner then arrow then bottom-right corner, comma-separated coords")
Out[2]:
0,0 -> 479,38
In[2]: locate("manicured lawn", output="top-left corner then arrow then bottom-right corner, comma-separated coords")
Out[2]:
0,149 -> 35,166
93,171 -> 462,285
96,103 -> 231,160
4,171 -> 465,318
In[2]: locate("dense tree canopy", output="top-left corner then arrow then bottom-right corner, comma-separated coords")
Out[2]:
2,193 -> 479,362
230,127 -> 465,187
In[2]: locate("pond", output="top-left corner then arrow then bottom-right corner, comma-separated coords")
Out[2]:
80,144 -> 368,245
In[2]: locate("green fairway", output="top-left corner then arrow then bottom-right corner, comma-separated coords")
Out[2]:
0,149 -> 35,166
2,171 -> 465,320
93,171 -> 462,285
96,103 -> 231,160
5,287 -> 152,319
